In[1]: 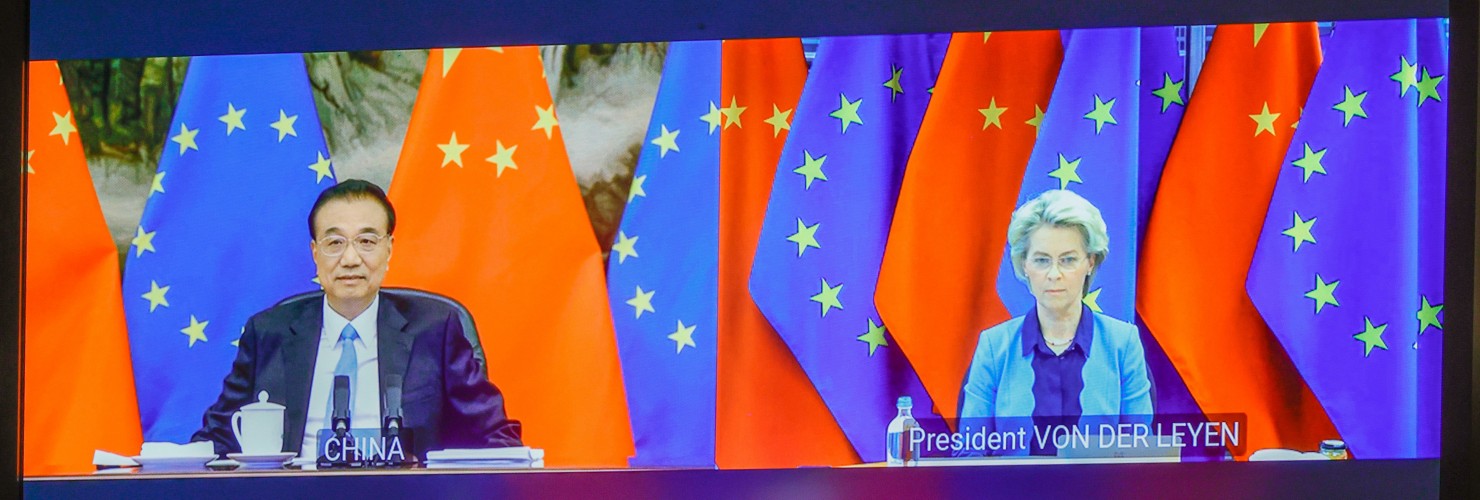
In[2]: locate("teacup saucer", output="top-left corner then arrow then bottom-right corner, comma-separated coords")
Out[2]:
227,452 -> 296,470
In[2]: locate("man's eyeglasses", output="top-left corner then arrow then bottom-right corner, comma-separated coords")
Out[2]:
1027,254 -> 1086,273
317,233 -> 386,257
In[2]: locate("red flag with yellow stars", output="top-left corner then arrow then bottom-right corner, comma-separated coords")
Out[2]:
1138,23 -> 1338,458
385,47 -> 633,467
874,31 -> 1063,419
714,38 -> 858,467
23,60 -> 144,475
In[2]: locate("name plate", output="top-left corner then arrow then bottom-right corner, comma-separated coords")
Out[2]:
316,429 -> 415,468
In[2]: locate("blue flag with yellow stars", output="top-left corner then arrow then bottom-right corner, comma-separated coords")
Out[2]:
1247,18 -> 1446,459
748,34 -> 945,461
1136,26 -> 1188,243
1132,26 -> 1204,420
122,54 -> 336,442
606,40 -> 720,467
995,28 -> 1150,324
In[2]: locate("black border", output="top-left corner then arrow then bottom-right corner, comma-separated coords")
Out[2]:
7,1 -> 1475,498
28,0 -> 1448,59
3,0 -> 24,496
1442,0 -> 1478,497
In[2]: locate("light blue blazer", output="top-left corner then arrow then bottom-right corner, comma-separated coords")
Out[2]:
959,312 -> 1153,421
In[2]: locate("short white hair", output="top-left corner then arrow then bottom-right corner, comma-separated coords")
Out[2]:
1007,189 -> 1109,284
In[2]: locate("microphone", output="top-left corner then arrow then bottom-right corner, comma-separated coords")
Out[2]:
383,374 -> 403,438
332,375 -> 351,436
381,374 -> 411,467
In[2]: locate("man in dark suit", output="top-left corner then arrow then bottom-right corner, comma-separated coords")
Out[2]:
191,179 -> 521,460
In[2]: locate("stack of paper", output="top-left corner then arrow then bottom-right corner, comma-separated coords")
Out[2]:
1248,448 -> 1329,461
424,447 -> 545,469
128,441 -> 218,472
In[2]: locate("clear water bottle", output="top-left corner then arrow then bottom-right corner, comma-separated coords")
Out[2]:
886,396 -> 919,466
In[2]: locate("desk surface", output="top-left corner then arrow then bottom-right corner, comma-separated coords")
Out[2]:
23,459 -> 1438,500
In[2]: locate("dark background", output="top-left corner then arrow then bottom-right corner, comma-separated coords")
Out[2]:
7,0 -> 1474,498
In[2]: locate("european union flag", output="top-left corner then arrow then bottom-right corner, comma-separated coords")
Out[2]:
1134,26 -> 1205,420
1137,26 -> 1187,242
122,54 -> 336,442
606,40 -> 720,467
748,34 -> 945,461
1247,19 -> 1446,458
995,28 -> 1149,323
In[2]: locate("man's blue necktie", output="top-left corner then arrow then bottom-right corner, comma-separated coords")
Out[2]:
329,323 -> 360,424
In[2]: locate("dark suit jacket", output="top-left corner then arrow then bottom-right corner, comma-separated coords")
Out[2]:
191,291 -> 522,459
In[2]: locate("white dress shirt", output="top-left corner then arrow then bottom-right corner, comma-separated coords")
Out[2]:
299,295 -> 383,458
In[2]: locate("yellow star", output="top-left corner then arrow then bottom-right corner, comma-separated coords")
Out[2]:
49,111 -> 76,145
792,150 -> 828,189
170,123 -> 200,156
150,171 -> 166,195
308,152 -> 334,183
1025,105 -> 1046,136
857,318 -> 889,356
626,286 -> 656,319
650,124 -> 680,158
628,174 -> 647,202
983,32 -> 992,43
1305,274 -> 1340,314
1083,94 -> 1118,134
218,103 -> 247,135
721,96 -> 747,130
1151,73 -> 1186,113
612,231 -> 639,264
700,101 -> 722,134
829,93 -> 864,134
1250,102 -> 1281,137
1417,296 -> 1443,334
1281,211 -> 1317,252
270,110 -> 298,141
1291,142 -> 1327,182
1253,23 -> 1270,47
1390,56 -> 1420,98
441,48 -> 462,77
25,150 -> 34,174
532,104 -> 560,139
1048,153 -> 1083,189
1353,316 -> 1388,357
1415,67 -> 1444,107
763,104 -> 794,138
978,97 -> 1007,130
668,320 -> 698,354
181,315 -> 209,348
882,64 -> 904,102
485,140 -> 519,177
142,280 -> 170,312
810,278 -> 844,317
438,131 -> 471,167
1332,86 -> 1368,127
1082,288 -> 1103,313
131,226 -> 157,257
786,218 -> 822,257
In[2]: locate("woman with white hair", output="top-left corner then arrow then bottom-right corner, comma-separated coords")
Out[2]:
959,189 -> 1152,424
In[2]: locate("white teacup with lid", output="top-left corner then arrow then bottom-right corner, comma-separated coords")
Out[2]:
231,391 -> 286,455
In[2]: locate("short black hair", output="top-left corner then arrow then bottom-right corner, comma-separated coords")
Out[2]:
308,179 -> 396,240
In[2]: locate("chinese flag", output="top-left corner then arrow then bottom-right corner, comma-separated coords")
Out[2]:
385,47 -> 633,466
715,38 -> 857,467
23,60 -> 144,475
1138,23 -> 1337,458
875,31 -> 1062,419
